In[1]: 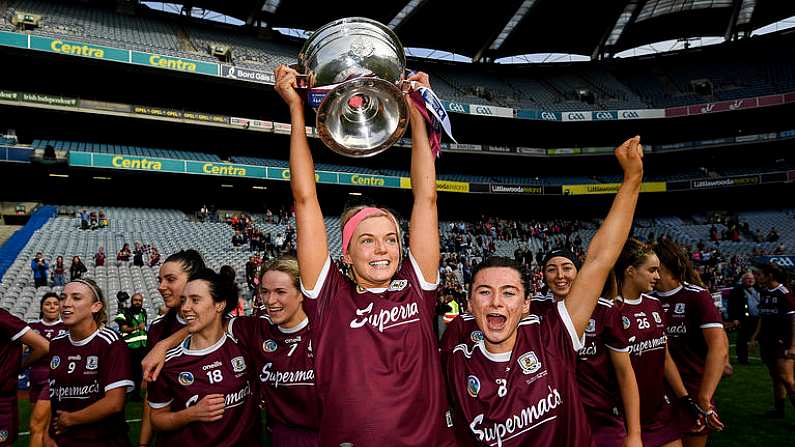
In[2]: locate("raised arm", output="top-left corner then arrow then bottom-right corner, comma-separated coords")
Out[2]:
274,65 -> 328,290
141,326 -> 189,382
406,72 -> 440,283
566,136 -> 644,336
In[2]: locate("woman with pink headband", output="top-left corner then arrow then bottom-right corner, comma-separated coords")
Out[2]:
274,65 -> 456,446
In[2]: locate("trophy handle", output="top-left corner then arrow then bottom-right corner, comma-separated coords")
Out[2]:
288,63 -> 311,89
399,79 -> 418,94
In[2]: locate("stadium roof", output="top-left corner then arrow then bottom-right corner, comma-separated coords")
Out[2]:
180,0 -> 795,60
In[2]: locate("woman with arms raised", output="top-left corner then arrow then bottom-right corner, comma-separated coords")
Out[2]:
274,64 -> 456,446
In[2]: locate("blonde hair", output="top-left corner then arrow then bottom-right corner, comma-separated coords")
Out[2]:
258,255 -> 300,291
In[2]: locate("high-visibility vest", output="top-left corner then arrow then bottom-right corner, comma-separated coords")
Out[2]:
443,299 -> 460,324
114,309 -> 148,349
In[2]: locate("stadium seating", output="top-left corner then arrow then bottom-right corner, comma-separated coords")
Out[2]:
5,1 -> 793,112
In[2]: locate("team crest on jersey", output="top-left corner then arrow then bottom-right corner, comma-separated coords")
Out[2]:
0,430 -> 7,442
652,312 -> 662,324
466,375 -> 481,397
586,319 -> 596,333
388,279 -> 408,291
231,356 -> 247,373
263,339 -> 278,353
517,351 -> 542,375
178,372 -> 194,386
622,316 -> 631,329
674,303 -> 686,314
470,330 -> 484,343
50,355 -> 61,370
86,355 -> 99,370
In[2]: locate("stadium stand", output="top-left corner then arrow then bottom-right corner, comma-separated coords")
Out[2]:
4,0 -> 795,112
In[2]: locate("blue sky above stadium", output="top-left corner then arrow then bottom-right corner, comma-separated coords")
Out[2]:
142,1 -> 795,64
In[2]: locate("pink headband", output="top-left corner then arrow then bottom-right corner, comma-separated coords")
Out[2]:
342,207 -> 400,257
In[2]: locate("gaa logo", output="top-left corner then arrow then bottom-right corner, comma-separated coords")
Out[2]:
466,375 -> 481,397
470,330 -> 484,343
263,340 -> 278,353
50,355 -> 61,370
0,430 -> 7,443
586,319 -> 596,333
622,316 -> 631,330
621,111 -> 640,119
178,372 -> 194,386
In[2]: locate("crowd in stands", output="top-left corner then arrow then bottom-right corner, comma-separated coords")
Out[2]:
78,208 -> 109,230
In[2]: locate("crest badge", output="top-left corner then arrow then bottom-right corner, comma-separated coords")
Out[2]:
517,351 -> 542,375
86,355 -> 99,370
622,316 -> 631,329
466,375 -> 480,397
178,372 -> 194,386
231,356 -> 247,373
263,340 -> 278,353
674,303 -> 686,314
470,330 -> 484,343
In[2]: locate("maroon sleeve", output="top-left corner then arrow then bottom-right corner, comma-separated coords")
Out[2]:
0,308 -> 29,341
147,371 -> 172,408
101,340 -> 134,393
603,306 -> 630,351
300,257 -> 345,323
694,290 -> 724,329
440,317 -> 465,354
227,316 -> 258,353
783,292 -> 795,316
543,301 -> 585,357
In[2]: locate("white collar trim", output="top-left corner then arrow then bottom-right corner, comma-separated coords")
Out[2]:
478,342 -> 511,363
278,317 -> 309,334
654,285 -> 683,297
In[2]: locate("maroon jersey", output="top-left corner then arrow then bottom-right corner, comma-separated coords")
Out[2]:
447,301 -> 594,447
530,293 -> 556,317
48,328 -> 134,446
577,298 -> 630,413
617,294 -> 668,422
758,284 -> 795,348
440,313 -> 482,363
148,333 -> 260,447
0,309 -> 29,394
147,309 -> 186,348
29,319 -> 68,385
300,255 -> 456,447
653,283 -> 723,395
227,314 -> 319,430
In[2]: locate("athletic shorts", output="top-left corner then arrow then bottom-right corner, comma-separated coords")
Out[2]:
587,408 -> 627,447
28,373 -> 49,404
641,394 -> 682,447
0,396 -> 18,447
270,422 -> 319,447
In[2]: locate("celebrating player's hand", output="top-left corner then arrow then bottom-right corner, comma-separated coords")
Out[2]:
142,341 -> 169,382
190,394 -> 226,422
54,410 -> 75,435
703,406 -> 725,431
274,65 -> 304,111
405,71 -> 431,122
614,136 -> 644,181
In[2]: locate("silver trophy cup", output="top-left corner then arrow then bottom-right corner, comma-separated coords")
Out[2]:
297,17 -> 410,158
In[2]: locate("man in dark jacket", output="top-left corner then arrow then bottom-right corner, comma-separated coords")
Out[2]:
726,271 -> 761,364
30,253 -> 48,287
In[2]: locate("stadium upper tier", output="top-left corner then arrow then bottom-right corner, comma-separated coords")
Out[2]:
1,205 -> 792,321
33,139 -> 795,186
3,1 -> 795,111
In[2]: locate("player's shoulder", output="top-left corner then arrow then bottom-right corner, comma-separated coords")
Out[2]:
597,297 -> 615,308
96,327 -> 123,345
